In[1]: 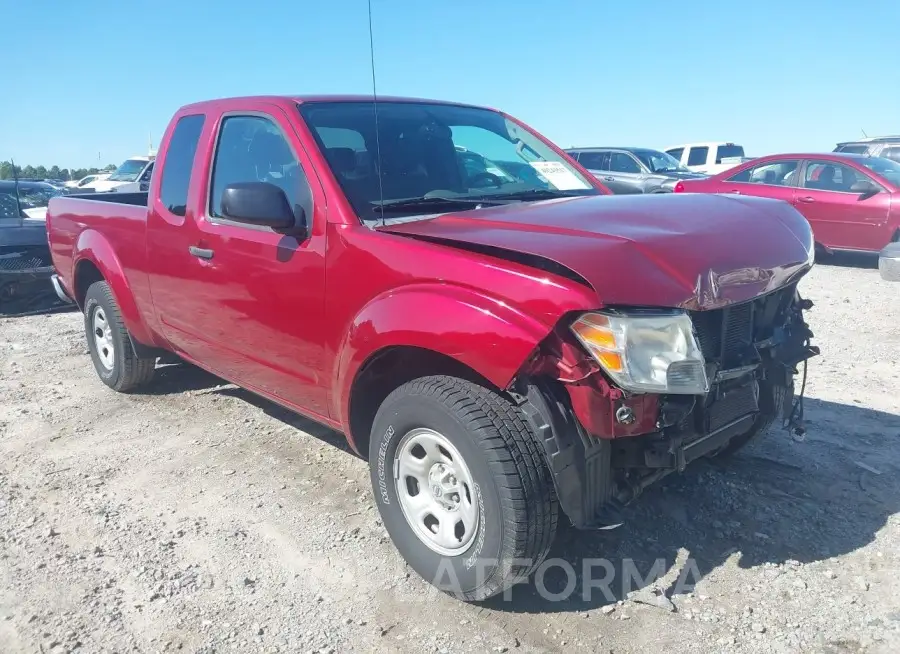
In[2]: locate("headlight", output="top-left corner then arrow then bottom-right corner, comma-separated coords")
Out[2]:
570,310 -> 709,394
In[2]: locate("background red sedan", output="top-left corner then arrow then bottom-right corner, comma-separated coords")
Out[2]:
675,153 -> 900,253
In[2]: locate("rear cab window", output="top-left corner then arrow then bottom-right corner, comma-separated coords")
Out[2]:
715,144 -> 745,163
666,148 -> 684,162
159,114 -> 205,216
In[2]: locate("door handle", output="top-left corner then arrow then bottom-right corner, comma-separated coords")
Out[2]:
603,176 -> 615,182
729,189 -> 742,194
188,246 -> 214,259
797,196 -> 815,203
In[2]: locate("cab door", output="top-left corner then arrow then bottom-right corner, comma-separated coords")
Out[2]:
577,151 -> 632,194
605,151 -> 646,194
146,102 -> 330,416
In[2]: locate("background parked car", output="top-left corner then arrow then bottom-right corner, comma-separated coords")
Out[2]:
664,142 -> 753,175
64,173 -> 111,189
88,155 -> 154,193
674,153 -> 900,253
566,147 -> 708,194
833,136 -> 900,163
0,180 -> 63,220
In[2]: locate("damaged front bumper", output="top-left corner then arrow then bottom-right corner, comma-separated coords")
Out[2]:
515,284 -> 819,530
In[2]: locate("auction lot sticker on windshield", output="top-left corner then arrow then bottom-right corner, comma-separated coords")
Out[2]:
529,161 -> 591,190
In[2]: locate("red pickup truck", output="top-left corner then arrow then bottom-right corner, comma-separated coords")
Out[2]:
46,95 -> 818,601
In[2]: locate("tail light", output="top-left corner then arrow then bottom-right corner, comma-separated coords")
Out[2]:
673,181 -> 685,193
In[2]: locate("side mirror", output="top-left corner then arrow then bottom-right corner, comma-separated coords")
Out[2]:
221,182 -> 306,235
850,180 -> 879,197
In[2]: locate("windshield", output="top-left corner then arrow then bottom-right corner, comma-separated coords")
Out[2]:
836,144 -> 869,154
298,101 -> 599,220
17,185 -> 62,209
108,159 -> 148,182
632,149 -> 687,173
858,156 -> 900,185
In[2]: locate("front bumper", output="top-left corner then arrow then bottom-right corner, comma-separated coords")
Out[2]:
878,242 -> 900,282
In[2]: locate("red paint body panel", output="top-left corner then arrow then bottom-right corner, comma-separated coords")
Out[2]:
678,153 -> 898,252
46,95 -> 815,452
381,192 -> 813,310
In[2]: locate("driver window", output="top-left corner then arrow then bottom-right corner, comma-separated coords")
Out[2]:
610,153 -> 641,174
209,115 -> 312,220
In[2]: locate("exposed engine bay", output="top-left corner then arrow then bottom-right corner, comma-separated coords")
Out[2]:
514,284 -> 819,530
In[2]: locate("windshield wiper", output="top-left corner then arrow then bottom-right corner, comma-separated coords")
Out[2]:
372,196 -> 506,215
477,188 -> 589,201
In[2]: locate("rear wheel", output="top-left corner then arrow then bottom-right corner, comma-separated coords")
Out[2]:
369,375 -> 558,601
83,281 -> 156,392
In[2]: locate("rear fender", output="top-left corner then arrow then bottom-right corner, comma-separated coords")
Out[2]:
73,229 -> 154,346
332,283 -> 558,428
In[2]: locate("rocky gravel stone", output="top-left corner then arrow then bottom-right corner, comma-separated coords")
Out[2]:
1,257 -> 899,653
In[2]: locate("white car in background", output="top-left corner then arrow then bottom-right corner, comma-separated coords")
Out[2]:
88,156 -> 155,193
663,142 -> 753,175
64,173 -> 111,189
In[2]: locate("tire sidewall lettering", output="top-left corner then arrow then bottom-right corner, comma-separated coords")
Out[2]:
463,482 -> 486,570
376,424 -> 394,505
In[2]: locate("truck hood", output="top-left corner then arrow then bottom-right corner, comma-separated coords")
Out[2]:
379,193 -> 814,310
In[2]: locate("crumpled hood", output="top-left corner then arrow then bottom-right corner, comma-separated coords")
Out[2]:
379,193 -> 814,310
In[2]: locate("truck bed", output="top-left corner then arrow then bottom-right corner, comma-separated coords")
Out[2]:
46,193 -> 151,306
66,191 -> 150,206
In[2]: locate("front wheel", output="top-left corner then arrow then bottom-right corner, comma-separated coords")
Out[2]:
369,375 -> 558,601
83,281 -> 156,392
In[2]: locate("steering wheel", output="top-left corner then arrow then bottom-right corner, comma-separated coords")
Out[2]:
468,172 -> 504,189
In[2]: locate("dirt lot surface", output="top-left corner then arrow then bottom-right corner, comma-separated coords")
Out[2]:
1,254 -> 899,654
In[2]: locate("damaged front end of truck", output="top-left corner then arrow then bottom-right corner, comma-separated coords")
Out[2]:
511,280 -> 819,530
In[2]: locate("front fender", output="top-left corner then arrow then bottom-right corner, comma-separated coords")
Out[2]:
74,229 -> 154,346
332,283 -> 560,428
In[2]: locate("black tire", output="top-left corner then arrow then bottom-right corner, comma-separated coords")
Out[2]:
708,383 -> 788,459
369,375 -> 558,602
83,280 -> 156,392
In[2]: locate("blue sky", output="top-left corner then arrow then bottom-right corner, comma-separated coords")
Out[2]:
4,0 -> 898,169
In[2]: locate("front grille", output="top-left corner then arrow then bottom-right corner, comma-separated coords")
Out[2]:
707,382 -> 759,432
690,284 -> 796,369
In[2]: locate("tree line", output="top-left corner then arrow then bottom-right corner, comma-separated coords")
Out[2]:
0,160 -> 118,182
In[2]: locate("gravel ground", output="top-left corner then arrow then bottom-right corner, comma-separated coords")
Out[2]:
1,253 -> 899,654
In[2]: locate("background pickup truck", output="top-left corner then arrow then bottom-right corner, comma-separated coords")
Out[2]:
47,94 -> 818,602
664,141 -> 754,175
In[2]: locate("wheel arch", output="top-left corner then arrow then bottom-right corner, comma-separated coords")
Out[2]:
333,283 -> 561,452
347,345 -> 501,457
72,230 -> 155,347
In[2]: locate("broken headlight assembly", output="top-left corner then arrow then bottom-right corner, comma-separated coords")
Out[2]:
569,309 -> 709,395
